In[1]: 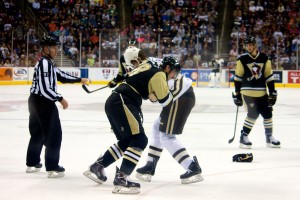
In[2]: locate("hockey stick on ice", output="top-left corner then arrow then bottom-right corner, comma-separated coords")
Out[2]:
228,106 -> 239,144
82,84 -> 108,93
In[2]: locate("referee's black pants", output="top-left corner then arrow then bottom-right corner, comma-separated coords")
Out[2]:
26,94 -> 62,171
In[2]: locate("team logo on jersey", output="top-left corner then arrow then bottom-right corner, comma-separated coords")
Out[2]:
247,62 -> 263,81
44,72 -> 49,77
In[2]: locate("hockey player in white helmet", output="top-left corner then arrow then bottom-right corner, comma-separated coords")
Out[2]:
107,40 -> 139,88
123,46 -> 141,67
136,56 -> 203,184
107,41 -> 163,89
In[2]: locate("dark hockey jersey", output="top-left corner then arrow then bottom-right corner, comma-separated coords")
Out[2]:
234,52 -> 274,97
115,60 -> 172,107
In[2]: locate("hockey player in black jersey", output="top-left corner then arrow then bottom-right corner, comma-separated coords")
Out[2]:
83,47 -> 173,194
135,56 -> 203,184
26,36 -> 90,178
232,36 -> 280,149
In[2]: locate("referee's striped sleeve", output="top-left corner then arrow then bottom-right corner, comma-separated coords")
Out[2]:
56,68 -> 81,83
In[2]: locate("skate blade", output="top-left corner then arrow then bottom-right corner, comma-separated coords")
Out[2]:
112,186 -> 140,194
239,144 -> 252,149
181,174 -> 204,184
47,171 -> 65,178
135,172 -> 152,182
267,143 -> 281,148
26,167 -> 41,173
83,170 -> 105,184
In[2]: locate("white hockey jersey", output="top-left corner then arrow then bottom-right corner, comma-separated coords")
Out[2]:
168,73 -> 192,101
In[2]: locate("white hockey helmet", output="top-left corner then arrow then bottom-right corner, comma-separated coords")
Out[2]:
124,46 -> 140,67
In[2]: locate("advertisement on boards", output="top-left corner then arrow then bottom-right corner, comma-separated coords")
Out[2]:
13,68 -> 29,80
0,68 -> 13,81
88,68 -> 118,80
288,71 -> 300,83
181,69 -> 212,82
273,71 -> 283,83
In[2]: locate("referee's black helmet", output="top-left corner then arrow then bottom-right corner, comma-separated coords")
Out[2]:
40,36 -> 59,46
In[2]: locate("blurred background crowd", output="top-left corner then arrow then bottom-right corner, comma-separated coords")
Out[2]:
0,0 -> 299,70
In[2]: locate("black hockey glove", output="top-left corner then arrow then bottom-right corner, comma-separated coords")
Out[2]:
108,78 -> 117,88
233,153 -> 253,162
268,90 -> 277,107
232,92 -> 243,106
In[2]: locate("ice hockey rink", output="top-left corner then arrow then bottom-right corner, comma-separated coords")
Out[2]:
0,84 -> 299,200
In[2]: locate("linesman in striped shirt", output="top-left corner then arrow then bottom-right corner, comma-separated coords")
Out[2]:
26,36 -> 90,178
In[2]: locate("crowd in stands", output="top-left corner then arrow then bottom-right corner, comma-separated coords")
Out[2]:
0,0 -> 41,68
1,0 -> 300,70
229,0 -> 300,70
0,0 -> 219,68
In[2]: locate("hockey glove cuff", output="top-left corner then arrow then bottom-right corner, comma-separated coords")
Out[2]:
148,92 -> 158,103
233,153 -> 253,162
268,90 -> 277,107
108,78 -> 118,88
232,92 -> 243,106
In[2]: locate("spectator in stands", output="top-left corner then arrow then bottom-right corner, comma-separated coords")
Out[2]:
187,40 -> 196,55
90,32 -> 99,46
172,32 -> 182,45
3,59 -> 12,67
184,56 -> 195,68
0,44 -> 9,60
107,37 -> 117,50
0,60 -> 4,67
19,54 -> 27,67
67,43 -> 79,59
229,44 -> 238,62
87,54 -> 95,67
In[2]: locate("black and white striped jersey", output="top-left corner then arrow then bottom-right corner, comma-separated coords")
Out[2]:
30,56 -> 81,102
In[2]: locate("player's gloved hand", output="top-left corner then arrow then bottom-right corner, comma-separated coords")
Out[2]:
268,90 -> 277,107
108,78 -> 117,88
232,92 -> 243,106
148,92 -> 158,103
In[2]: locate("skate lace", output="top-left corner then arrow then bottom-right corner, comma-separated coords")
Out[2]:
118,173 -> 130,185
243,135 -> 251,143
269,136 -> 278,143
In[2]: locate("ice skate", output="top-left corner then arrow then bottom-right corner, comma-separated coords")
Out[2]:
239,131 -> 252,149
26,163 -> 42,173
180,156 -> 203,184
266,136 -> 281,148
83,156 -> 107,184
47,166 -> 65,178
112,167 -> 140,194
135,159 -> 157,182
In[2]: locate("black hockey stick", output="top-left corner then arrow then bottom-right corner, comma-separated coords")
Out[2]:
228,106 -> 239,144
82,84 -> 108,93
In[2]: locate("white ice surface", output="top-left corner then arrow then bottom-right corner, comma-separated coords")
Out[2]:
0,85 -> 300,200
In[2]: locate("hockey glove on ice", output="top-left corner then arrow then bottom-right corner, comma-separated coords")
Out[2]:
108,78 -> 117,88
232,92 -> 243,106
233,153 -> 253,162
268,90 -> 277,107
